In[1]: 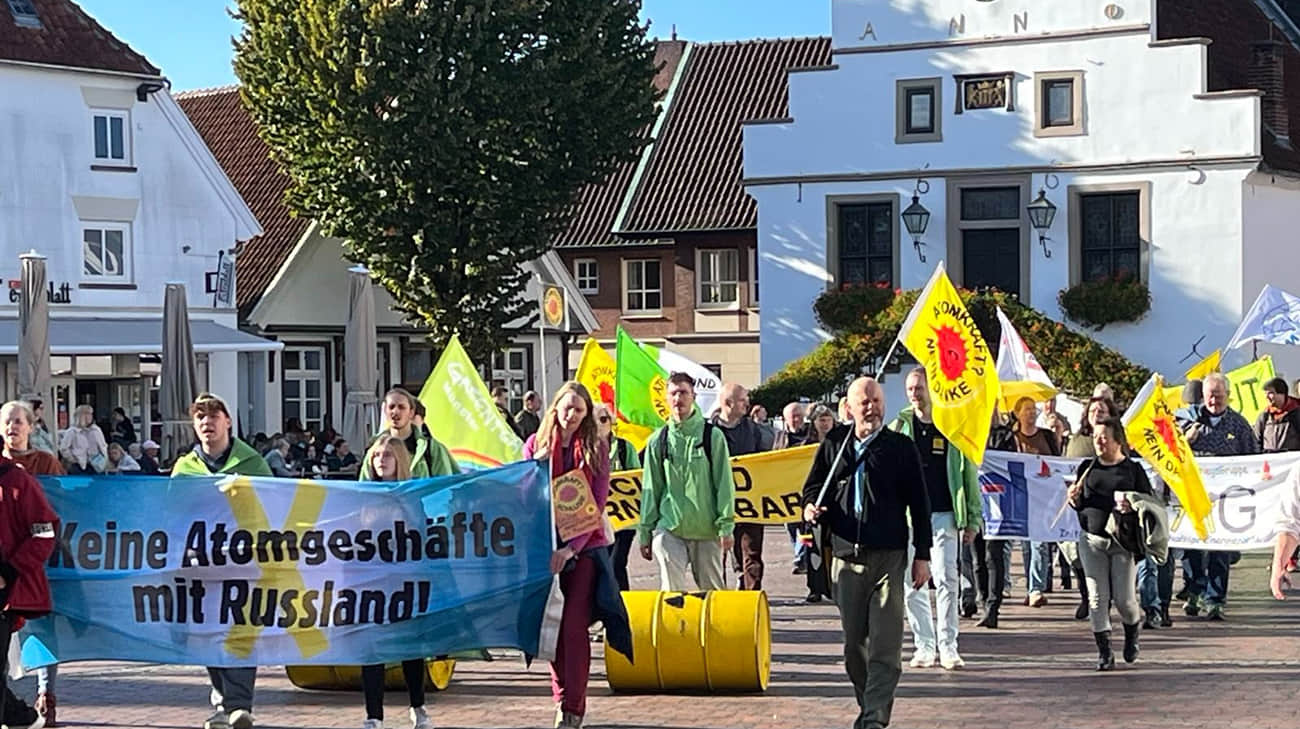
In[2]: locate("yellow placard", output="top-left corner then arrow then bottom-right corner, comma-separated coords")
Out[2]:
552,469 -> 602,542
606,445 -> 819,530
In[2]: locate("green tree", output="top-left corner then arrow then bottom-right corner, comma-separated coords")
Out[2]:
234,0 -> 659,361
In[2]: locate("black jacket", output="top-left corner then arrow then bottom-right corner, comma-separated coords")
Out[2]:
1255,400 -> 1300,453
802,423 -> 932,562
710,415 -> 767,457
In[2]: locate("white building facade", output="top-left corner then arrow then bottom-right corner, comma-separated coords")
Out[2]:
0,2 -> 276,437
745,0 -> 1300,395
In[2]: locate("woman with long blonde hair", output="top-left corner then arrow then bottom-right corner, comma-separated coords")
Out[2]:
356,434 -> 434,729
522,383 -> 613,729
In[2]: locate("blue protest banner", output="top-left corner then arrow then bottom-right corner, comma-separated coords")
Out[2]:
21,461 -> 553,668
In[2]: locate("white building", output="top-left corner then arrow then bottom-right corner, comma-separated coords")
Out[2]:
179,87 -> 599,437
0,0 -> 277,436
745,0 -> 1300,399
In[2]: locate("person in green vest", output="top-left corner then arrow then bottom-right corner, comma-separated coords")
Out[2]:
361,388 -> 459,479
169,393 -> 271,729
888,367 -> 982,671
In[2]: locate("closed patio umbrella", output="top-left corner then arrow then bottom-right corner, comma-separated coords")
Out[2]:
17,251 -> 51,402
161,282 -> 199,463
342,266 -> 379,456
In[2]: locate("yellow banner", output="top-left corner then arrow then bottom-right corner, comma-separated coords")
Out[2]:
1161,356 -> 1275,423
1183,349 -> 1221,381
606,445 -> 818,530
898,264 -> 998,465
1125,374 -> 1213,540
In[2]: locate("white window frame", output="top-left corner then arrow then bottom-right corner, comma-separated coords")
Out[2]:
696,248 -> 741,310
573,258 -> 599,295
748,247 -> 759,308
622,258 -> 663,316
282,346 -> 327,433
91,108 -> 131,165
81,222 -> 132,282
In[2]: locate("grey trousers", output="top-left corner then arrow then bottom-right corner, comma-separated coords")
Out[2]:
651,529 -> 726,591
832,551 -> 907,729
208,667 -> 256,713
1078,533 -> 1141,633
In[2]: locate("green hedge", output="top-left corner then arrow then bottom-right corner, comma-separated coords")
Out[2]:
751,287 -> 1150,411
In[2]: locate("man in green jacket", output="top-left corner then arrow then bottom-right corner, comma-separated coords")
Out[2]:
638,372 -> 734,591
170,393 -> 271,729
360,388 -> 459,479
888,368 -> 982,671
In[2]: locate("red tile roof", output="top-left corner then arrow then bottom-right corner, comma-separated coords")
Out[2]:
0,0 -> 159,76
176,86 -> 311,316
618,37 -> 831,235
553,40 -> 686,248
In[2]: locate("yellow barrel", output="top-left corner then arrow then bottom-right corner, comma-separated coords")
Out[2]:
285,659 -> 455,691
605,590 -> 771,692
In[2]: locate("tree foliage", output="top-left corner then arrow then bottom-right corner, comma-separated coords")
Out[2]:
752,287 -> 1152,410
234,0 -> 660,361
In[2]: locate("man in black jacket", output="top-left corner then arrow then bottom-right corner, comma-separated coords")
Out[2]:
803,377 -> 931,729
711,382 -> 770,590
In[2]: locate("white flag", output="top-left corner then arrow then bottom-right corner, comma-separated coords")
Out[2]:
1225,284 -> 1300,350
996,307 -> 1057,405
645,342 -> 721,416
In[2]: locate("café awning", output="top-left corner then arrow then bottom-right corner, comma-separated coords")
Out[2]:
0,317 -> 282,355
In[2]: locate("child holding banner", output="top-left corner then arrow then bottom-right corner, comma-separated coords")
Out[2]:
523,382 -> 617,729
357,434 -> 435,729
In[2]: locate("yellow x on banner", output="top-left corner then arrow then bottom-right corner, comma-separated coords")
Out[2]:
605,445 -> 818,531
220,477 -> 329,659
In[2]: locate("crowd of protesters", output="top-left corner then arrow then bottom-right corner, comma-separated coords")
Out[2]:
3,368 -> 1300,729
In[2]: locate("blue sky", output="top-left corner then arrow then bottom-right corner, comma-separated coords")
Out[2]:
76,0 -> 829,92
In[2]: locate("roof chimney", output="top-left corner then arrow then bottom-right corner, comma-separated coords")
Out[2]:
1250,40 -> 1289,143
671,23 -> 677,41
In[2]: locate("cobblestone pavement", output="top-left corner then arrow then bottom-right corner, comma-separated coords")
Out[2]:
21,530 -> 1300,729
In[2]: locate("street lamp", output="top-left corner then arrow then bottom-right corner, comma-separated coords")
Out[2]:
901,180 -> 932,262
1026,188 -> 1058,258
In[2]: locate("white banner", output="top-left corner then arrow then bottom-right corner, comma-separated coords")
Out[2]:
980,452 -> 1300,551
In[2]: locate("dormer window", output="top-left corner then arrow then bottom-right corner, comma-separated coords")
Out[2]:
7,0 -> 41,28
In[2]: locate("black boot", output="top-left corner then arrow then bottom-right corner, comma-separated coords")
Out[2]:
1094,631 -> 1115,671
1122,622 -> 1141,663
977,606 -> 999,629
1160,603 -> 1173,628
1074,568 -> 1090,620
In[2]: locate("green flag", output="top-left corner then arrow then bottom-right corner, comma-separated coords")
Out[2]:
614,326 -> 673,431
418,334 -> 523,470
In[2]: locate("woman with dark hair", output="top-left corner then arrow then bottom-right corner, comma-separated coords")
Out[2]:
523,382 -> 616,729
1068,417 -> 1154,670
109,407 -> 136,447
1066,397 -> 1120,458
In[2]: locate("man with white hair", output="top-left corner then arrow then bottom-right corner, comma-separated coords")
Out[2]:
804,377 -> 931,729
774,402 -> 813,576
1178,371 -> 1259,620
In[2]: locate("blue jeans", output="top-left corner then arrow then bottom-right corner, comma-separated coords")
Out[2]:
786,523 -> 808,564
1181,549 -> 1230,606
1020,541 -> 1051,593
1137,556 -> 1174,610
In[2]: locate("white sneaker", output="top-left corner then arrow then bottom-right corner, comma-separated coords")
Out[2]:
940,651 -> 966,670
204,710 -> 231,729
908,650 -> 936,668
410,705 -> 433,729
362,720 -> 384,729
228,708 -> 255,729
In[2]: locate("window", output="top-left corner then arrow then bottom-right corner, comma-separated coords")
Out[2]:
574,258 -> 598,295
1079,192 -> 1142,281
283,346 -> 327,432
749,247 -> 759,306
82,223 -> 130,280
492,347 -> 532,414
697,249 -> 740,308
623,259 -> 662,314
945,178 -> 1030,299
92,109 -> 130,164
836,202 -> 894,287
895,78 -> 942,143
1034,71 -> 1084,137
7,0 -> 41,27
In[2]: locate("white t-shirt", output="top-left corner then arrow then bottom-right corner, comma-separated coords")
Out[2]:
1278,466 -> 1300,538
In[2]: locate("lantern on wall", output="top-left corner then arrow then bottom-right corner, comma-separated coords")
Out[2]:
1026,188 -> 1058,258
901,179 -> 932,262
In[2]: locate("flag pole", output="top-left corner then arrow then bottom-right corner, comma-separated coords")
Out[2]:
877,334 -> 902,382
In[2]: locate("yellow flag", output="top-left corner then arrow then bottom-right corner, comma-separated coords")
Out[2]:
1122,374 -> 1213,540
574,338 -> 653,450
898,263 -> 998,465
1162,355 -> 1275,423
1182,349 -> 1221,381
